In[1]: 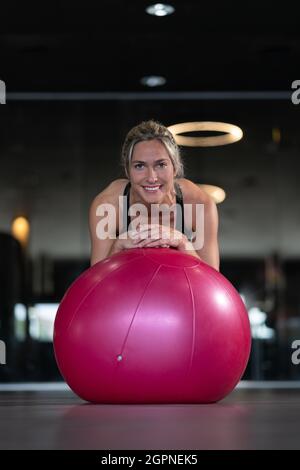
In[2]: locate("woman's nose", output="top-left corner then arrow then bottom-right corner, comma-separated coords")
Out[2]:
146,167 -> 158,182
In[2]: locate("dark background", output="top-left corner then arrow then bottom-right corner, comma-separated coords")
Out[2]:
0,1 -> 300,382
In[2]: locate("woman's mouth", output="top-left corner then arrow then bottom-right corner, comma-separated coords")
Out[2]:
142,185 -> 162,193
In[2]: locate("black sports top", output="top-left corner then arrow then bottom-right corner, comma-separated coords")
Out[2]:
119,181 -> 193,240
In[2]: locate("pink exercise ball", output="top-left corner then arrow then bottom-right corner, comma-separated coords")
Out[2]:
54,248 -> 251,404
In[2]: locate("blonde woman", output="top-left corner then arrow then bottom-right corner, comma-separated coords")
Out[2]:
89,120 -> 219,270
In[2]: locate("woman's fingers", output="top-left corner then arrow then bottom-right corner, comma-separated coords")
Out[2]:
136,237 -> 162,247
131,225 -> 183,250
143,240 -> 170,248
133,230 -> 161,243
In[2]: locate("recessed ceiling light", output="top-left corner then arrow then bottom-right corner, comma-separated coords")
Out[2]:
146,3 -> 175,17
140,75 -> 166,87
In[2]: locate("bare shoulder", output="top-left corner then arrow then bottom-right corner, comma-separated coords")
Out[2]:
177,178 -> 213,204
89,178 -> 129,237
90,178 -> 128,208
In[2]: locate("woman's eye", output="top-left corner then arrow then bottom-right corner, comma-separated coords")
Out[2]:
133,162 -> 166,169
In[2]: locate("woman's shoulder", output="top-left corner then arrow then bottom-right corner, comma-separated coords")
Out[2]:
89,179 -> 129,231
91,179 -> 129,206
177,178 -> 212,204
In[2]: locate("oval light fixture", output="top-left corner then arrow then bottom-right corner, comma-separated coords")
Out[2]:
11,216 -> 30,247
140,75 -> 167,87
168,121 -> 243,147
146,3 -> 175,16
198,184 -> 226,204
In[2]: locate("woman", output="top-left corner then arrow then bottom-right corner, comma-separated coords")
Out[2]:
89,120 -> 220,270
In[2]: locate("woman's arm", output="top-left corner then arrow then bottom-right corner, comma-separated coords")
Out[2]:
89,193 -> 118,265
193,196 -> 219,271
89,182 -> 144,265
169,197 -> 219,270
176,179 -> 220,270
126,191 -> 220,270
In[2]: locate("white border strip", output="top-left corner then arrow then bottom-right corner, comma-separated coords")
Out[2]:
237,380 -> 300,389
0,382 -> 71,391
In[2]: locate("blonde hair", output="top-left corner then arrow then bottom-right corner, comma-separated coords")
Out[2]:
121,120 -> 184,178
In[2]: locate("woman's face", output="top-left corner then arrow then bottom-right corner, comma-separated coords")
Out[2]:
129,139 -> 176,204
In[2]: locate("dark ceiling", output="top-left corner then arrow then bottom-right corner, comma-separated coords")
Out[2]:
1,0 -> 299,93
1,1 -> 300,259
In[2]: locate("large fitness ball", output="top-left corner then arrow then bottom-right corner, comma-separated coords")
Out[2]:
54,249 -> 251,403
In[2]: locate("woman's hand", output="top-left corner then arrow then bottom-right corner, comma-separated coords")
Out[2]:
108,225 -> 201,260
109,228 -> 163,255
108,231 -> 142,255
131,224 -> 198,255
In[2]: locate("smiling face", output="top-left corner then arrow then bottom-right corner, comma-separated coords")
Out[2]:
129,139 -> 176,205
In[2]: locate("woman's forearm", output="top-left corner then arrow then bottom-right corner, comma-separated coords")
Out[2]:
107,238 -> 123,258
178,239 -> 201,260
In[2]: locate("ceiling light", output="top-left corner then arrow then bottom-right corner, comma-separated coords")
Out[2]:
168,121 -> 243,147
197,184 -> 226,204
140,75 -> 166,87
146,3 -> 175,16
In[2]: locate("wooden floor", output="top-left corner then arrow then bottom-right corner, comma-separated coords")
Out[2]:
0,387 -> 300,449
